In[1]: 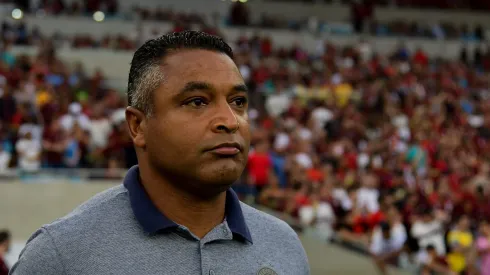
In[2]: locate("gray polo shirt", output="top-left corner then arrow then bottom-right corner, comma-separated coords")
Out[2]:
10,166 -> 309,275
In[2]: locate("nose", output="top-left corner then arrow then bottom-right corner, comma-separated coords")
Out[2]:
211,100 -> 239,134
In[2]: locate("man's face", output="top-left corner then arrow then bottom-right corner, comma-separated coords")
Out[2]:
143,50 -> 250,193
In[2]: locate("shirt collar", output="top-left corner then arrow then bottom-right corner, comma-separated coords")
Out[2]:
124,165 -> 253,243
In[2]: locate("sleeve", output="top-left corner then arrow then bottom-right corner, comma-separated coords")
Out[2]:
477,237 -> 490,251
410,223 -> 423,238
279,220 -> 310,275
291,228 -> 310,275
392,225 -> 407,250
317,203 -> 335,223
298,206 -> 314,226
369,227 -> 382,255
15,141 -> 24,154
9,228 -> 65,275
415,250 -> 430,266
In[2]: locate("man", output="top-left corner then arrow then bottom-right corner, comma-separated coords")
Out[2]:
417,245 -> 455,275
477,220 -> 490,275
11,31 -> 309,274
410,208 -> 447,256
370,207 -> 407,275
0,230 -> 10,275
446,215 -> 473,274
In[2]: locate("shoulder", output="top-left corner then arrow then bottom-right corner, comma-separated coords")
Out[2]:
46,185 -> 130,234
240,203 -> 309,273
240,202 -> 294,235
240,202 -> 305,250
30,184 -> 131,248
12,185 -> 133,273
393,223 -> 407,234
10,227 -> 66,274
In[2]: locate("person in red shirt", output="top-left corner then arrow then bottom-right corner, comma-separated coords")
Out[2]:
247,140 -> 272,196
260,37 -> 272,57
0,230 -> 11,275
42,118 -> 67,168
413,48 -> 429,67
306,156 -> 324,183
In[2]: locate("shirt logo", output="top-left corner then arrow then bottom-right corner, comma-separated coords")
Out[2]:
257,267 -> 278,275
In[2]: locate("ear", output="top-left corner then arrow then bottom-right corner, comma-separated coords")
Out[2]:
126,107 -> 147,148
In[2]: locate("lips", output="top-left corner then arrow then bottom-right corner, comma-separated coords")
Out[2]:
207,142 -> 243,156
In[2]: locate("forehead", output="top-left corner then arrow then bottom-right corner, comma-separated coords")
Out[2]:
161,49 -> 242,87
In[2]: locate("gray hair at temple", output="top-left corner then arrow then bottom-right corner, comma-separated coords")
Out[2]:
127,30 -> 233,116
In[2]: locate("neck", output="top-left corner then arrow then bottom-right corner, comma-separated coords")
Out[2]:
139,164 -> 227,239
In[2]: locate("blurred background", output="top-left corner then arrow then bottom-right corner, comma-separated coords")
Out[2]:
0,0 -> 490,274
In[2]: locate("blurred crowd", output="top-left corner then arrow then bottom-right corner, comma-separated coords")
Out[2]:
291,0 -> 490,10
1,4 -> 490,274
229,35 -> 490,274
0,41 -> 136,175
1,0 -> 488,41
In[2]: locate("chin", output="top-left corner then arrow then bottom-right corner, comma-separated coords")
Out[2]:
199,161 -> 244,186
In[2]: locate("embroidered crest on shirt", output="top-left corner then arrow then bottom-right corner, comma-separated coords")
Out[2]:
257,267 -> 278,275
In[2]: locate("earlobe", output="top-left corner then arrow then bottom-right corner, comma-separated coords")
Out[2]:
125,107 -> 146,148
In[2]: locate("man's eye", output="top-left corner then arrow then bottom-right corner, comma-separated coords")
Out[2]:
185,98 -> 208,107
232,97 -> 248,107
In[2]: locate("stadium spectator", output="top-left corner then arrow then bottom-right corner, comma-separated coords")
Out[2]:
0,230 -> 10,275
1,14 -> 490,273
42,118 -> 68,168
15,131 -> 41,172
0,142 -> 10,173
418,245 -> 456,275
370,207 -> 407,275
229,1 -> 250,26
477,220 -> 490,275
247,140 -> 272,196
298,184 -> 336,240
351,0 -> 374,33
411,209 -> 448,256
446,215 -> 473,273
0,85 -> 16,123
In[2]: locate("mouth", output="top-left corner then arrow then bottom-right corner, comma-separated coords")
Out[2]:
207,142 -> 243,156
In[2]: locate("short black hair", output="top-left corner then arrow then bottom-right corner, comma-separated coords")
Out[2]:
0,229 -> 10,244
380,222 -> 391,233
426,244 -> 436,251
127,30 -> 234,115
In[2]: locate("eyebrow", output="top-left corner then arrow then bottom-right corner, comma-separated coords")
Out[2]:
179,81 -> 249,95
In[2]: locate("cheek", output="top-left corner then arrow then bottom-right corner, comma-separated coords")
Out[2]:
239,117 -> 251,137
239,119 -> 251,147
147,118 -> 203,158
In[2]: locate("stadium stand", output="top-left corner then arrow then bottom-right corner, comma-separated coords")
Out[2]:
1,0 -> 490,274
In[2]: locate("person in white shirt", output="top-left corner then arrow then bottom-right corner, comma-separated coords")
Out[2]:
370,207 -> 407,275
410,209 -> 447,256
370,221 -> 407,255
88,105 -> 112,150
0,143 -> 11,173
265,88 -> 292,118
295,152 -> 313,170
357,173 -> 380,214
15,131 -> 41,172
299,192 -> 335,240
18,115 -> 43,143
60,103 -> 91,132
